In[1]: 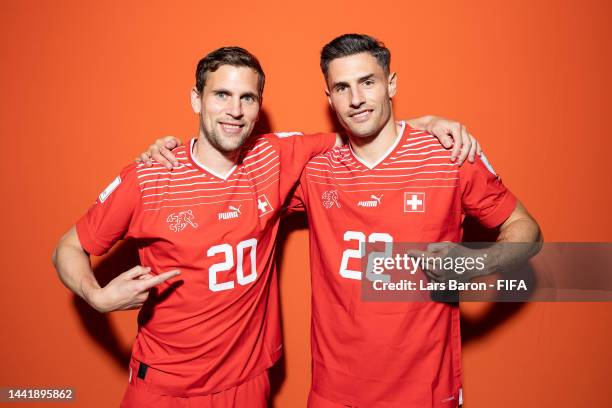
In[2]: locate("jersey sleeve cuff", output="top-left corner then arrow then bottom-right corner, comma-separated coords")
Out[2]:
75,217 -> 108,256
478,191 -> 518,229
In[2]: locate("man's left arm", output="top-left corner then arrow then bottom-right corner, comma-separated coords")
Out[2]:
484,201 -> 543,274
416,153 -> 542,282
407,115 -> 482,164
135,116 -> 480,168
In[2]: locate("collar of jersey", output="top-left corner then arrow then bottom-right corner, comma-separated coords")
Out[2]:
348,120 -> 406,170
189,138 -> 238,181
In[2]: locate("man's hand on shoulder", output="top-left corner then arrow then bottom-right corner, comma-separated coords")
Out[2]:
407,115 -> 482,165
135,136 -> 183,170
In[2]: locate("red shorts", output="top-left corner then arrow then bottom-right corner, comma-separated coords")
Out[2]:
120,357 -> 270,408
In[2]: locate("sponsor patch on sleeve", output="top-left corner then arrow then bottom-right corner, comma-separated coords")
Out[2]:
99,175 -> 122,203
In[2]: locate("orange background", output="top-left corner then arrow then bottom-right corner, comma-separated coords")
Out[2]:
2,0 -> 612,407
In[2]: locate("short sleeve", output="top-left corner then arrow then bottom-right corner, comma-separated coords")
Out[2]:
75,163 -> 140,256
269,132 -> 336,200
460,153 -> 517,228
274,131 -> 336,171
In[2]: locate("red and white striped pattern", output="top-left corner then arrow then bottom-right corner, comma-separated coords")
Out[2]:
304,125 -> 459,192
135,138 -> 281,210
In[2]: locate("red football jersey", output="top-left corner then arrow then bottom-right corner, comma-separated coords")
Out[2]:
76,132 -> 335,396
290,121 -> 517,407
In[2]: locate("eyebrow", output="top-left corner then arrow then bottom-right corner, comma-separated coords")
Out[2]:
331,74 -> 375,90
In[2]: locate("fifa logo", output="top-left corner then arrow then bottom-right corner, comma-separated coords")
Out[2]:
167,210 -> 199,232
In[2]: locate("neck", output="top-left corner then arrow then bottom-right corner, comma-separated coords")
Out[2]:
349,115 -> 402,166
192,132 -> 241,177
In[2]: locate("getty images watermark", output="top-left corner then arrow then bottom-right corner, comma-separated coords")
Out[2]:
370,251 -> 526,291
360,243 -> 612,302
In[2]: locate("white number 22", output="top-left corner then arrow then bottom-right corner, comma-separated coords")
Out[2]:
339,231 -> 393,280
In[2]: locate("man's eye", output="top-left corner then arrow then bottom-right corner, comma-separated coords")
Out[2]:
363,80 -> 375,87
335,85 -> 347,93
242,95 -> 255,103
216,92 -> 228,98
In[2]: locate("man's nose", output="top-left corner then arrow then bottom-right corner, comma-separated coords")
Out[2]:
227,97 -> 244,118
349,87 -> 365,108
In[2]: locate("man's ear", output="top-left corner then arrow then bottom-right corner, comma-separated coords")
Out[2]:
388,72 -> 397,98
255,96 -> 263,122
191,87 -> 202,113
325,88 -> 334,110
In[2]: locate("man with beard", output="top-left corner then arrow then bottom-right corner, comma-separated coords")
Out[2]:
293,34 -> 541,407
53,46 -> 474,407
145,35 -> 541,407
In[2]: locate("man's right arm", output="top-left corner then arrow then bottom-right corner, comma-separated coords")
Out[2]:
52,226 -> 179,313
52,226 -> 104,306
52,164 -> 179,313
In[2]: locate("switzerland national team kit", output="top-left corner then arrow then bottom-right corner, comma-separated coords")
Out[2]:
75,132 -> 336,406
291,121 -> 517,407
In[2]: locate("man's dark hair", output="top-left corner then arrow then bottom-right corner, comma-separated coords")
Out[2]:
320,34 -> 391,78
195,46 -> 265,95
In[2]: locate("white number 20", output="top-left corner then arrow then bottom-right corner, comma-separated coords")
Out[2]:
339,231 -> 393,280
207,238 -> 258,292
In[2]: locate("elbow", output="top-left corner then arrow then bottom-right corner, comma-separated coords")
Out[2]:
530,220 -> 544,256
536,225 -> 544,244
52,227 -> 76,273
51,241 -> 66,277
51,246 -> 59,269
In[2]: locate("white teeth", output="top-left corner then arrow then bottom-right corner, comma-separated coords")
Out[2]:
221,123 -> 242,132
353,111 -> 370,118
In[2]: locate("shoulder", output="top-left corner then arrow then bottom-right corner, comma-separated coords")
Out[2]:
243,131 -> 308,157
240,134 -> 281,161
396,124 -> 453,161
306,143 -> 351,168
133,144 -> 194,183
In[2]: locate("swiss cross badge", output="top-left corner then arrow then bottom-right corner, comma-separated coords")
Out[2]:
257,194 -> 273,217
403,192 -> 425,213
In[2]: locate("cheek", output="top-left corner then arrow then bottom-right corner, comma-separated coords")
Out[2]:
367,87 -> 386,103
244,105 -> 260,122
368,89 -> 390,115
203,97 -> 226,115
330,95 -> 347,114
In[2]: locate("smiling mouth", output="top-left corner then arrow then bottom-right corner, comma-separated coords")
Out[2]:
219,122 -> 244,133
349,109 -> 373,121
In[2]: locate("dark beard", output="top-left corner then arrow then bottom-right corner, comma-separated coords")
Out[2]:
199,113 -> 249,154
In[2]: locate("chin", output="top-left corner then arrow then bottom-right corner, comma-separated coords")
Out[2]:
223,137 -> 250,152
341,117 -> 375,138
218,142 -> 244,153
348,124 -> 379,139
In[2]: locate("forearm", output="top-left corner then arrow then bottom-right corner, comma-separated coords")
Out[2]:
487,216 -> 543,275
406,115 -> 434,131
52,230 -> 101,306
498,217 -> 542,244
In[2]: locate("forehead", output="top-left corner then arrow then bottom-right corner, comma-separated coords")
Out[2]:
204,65 -> 259,93
326,52 -> 386,85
